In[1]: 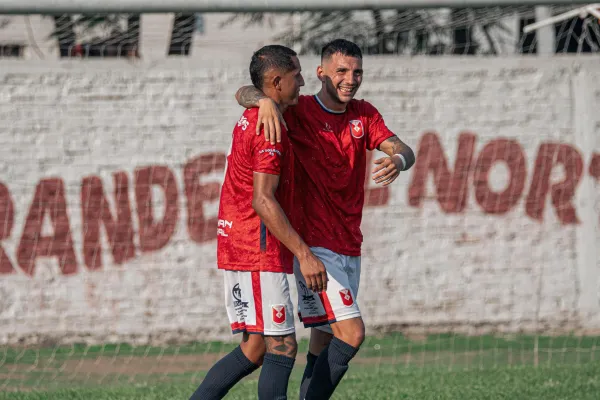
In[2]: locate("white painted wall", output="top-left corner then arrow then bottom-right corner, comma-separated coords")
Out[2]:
0,56 -> 598,345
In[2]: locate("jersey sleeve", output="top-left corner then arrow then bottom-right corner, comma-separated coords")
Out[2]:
251,127 -> 286,175
364,101 -> 395,151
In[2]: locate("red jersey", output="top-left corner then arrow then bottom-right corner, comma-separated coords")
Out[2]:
217,108 -> 294,273
284,95 -> 395,256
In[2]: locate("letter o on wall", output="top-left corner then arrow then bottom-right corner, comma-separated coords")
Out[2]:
473,139 -> 527,214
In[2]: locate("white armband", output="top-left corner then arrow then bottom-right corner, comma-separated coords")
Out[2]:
394,154 -> 407,170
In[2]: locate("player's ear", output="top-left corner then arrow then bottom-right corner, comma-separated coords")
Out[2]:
316,65 -> 324,82
273,76 -> 282,90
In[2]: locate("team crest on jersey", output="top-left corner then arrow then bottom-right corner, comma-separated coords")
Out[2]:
272,305 -> 286,325
237,115 -> 250,131
349,120 -> 364,139
339,289 -> 354,306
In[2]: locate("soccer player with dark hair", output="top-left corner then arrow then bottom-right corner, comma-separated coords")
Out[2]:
189,45 -> 327,400
235,38 -> 416,399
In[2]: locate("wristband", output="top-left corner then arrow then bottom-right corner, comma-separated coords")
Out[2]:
394,154 -> 407,170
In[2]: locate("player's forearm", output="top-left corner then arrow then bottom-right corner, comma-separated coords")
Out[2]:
379,135 -> 416,170
252,195 -> 312,261
235,85 -> 268,109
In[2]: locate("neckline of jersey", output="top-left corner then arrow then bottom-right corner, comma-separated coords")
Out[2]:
313,94 -> 346,115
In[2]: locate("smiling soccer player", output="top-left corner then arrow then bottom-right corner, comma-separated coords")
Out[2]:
235,39 -> 415,400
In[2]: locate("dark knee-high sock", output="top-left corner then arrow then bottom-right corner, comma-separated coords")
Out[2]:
299,352 -> 318,400
304,338 -> 359,400
258,352 -> 296,400
189,346 -> 259,400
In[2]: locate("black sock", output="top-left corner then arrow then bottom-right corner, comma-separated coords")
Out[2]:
299,352 -> 318,400
189,345 -> 259,400
304,338 -> 359,400
258,352 -> 296,400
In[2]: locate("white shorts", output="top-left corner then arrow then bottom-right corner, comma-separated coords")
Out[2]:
294,247 -> 361,334
223,270 -> 295,336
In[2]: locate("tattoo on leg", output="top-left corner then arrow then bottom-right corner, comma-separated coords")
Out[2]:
265,335 -> 297,358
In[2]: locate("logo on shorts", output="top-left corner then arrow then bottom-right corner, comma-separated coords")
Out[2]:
298,281 -> 314,300
232,284 -> 249,309
272,305 -> 286,325
339,289 -> 354,307
298,281 -> 319,316
349,120 -> 364,139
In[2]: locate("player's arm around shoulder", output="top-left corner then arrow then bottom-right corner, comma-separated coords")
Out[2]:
235,85 -> 289,145
361,100 -> 416,186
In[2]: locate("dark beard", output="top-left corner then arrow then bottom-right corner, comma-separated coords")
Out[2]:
325,80 -> 346,105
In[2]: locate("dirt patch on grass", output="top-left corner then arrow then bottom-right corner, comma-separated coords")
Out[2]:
50,350 -> 484,377
0,349 -> 503,387
0,373 -> 29,379
60,353 -> 225,375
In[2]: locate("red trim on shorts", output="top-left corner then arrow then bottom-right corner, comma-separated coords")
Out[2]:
231,321 -> 247,334
300,314 -> 329,324
231,323 -> 264,334
303,319 -> 337,328
251,271 -> 264,331
318,291 -> 335,320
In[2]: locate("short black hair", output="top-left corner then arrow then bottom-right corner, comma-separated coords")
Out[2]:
321,39 -> 363,61
249,45 -> 298,90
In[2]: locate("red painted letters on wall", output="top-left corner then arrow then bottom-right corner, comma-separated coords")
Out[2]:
0,132 -> 598,277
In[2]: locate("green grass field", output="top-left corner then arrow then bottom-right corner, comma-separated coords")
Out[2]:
1,333 -> 599,399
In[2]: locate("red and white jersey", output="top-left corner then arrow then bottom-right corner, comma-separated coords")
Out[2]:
217,108 -> 294,273
284,95 -> 395,256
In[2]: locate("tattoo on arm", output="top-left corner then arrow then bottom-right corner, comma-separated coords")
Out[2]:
379,135 -> 416,170
236,85 -> 267,108
386,136 -> 404,154
265,335 -> 297,358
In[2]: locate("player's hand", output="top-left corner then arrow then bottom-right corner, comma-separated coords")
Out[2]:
298,253 -> 328,293
256,98 -> 287,145
372,155 -> 403,186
